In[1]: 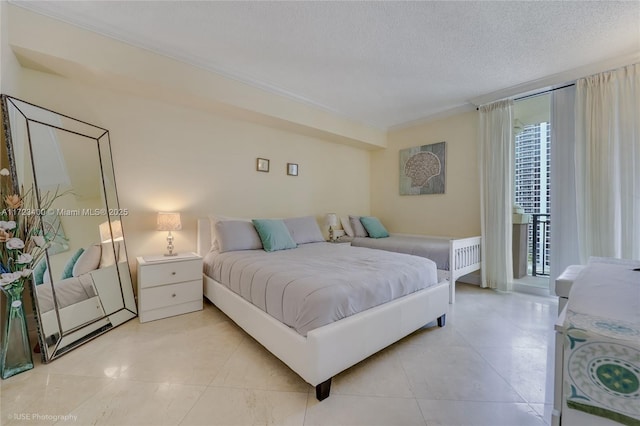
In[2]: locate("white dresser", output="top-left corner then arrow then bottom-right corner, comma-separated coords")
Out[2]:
137,253 -> 203,323
552,259 -> 640,426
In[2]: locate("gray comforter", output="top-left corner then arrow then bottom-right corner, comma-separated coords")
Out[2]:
203,242 -> 438,336
36,274 -> 97,312
351,234 -> 450,270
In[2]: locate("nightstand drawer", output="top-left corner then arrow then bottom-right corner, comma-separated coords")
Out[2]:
139,280 -> 202,311
139,258 -> 202,288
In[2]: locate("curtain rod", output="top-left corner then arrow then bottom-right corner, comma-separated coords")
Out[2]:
476,82 -> 576,110
513,83 -> 576,101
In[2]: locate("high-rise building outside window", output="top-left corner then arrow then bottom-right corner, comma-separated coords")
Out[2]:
515,122 -> 550,275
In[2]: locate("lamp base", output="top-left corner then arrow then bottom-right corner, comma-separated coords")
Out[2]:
164,232 -> 177,257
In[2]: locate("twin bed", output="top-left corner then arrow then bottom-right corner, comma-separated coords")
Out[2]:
196,216 -> 480,400
351,233 -> 481,303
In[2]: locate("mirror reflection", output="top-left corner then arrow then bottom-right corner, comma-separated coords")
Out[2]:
1,95 -> 137,362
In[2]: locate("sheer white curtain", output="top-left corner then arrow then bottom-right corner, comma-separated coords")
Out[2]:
575,63 -> 640,261
479,100 -> 514,290
549,86 -> 581,288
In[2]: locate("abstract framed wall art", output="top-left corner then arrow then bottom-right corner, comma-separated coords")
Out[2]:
256,158 -> 270,172
42,212 -> 70,255
399,142 -> 446,195
287,163 -> 298,176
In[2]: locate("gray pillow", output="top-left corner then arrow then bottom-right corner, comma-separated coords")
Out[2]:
215,220 -> 263,253
284,216 -> 325,244
349,215 -> 369,238
209,215 -> 249,251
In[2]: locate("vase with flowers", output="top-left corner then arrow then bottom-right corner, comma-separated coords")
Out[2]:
0,167 -> 58,379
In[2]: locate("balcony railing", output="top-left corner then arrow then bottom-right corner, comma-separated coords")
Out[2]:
531,213 -> 550,276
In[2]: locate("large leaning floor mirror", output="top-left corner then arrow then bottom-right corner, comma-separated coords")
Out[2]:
1,95 -> 137,363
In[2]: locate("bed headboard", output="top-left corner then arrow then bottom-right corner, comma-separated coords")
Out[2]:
197,217 -> 212,256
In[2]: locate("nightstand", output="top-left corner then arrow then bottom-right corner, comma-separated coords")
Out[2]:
136,253 -> 203,323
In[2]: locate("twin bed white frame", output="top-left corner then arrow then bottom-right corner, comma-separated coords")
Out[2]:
351,233 -> 481,303
428,235 -> 482,303
197,218 -> 451,400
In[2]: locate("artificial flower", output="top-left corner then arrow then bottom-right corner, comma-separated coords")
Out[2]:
0,272 -> 22,285
4,194 -> 21,209
32,235 -> 46,247
0,220 -> 16,230
16,253 -> 33,264
6,238 -> 25,250
0,169 -> 65,294
0,229 -> 12,242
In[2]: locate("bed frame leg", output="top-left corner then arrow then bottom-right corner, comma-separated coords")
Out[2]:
315,378 -> 332,401
437,314 -> 446,327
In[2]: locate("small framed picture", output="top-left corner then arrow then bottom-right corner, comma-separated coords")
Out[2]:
287,163 -> 298,176
257,158 -> 270,172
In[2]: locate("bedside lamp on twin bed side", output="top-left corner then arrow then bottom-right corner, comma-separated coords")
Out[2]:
157,212 -> 182,256
326,213 -> 338,242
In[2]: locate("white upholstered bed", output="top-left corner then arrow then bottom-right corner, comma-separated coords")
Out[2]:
197,217 -> 449,400
34,243 -> 125,348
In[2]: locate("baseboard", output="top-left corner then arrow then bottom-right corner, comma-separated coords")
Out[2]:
457,270 -> 481,286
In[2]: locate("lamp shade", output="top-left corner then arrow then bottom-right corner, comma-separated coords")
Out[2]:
326,213 -> 338,228
99,220 -> 123,243
157,212 -> 182,231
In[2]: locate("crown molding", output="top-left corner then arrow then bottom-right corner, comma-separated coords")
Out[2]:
388,103 -> 477,132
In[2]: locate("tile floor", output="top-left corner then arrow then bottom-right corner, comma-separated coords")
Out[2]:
0,284 -> 558,426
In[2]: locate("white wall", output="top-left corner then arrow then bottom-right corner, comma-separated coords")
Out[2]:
371,111 -> 480,238
7,5 -> 483,285
7,4 -> 386,150
0,1 -> 21,95
19,69 -> 371,272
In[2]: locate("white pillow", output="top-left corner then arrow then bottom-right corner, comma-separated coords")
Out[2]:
341,217 -> 354,237
349,215 -> 369,238
73,244 -> 102,276
283,216 -> 325,244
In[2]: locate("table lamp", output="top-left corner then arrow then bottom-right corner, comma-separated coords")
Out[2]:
326,213 -> 338,241
157,212 -> 182,256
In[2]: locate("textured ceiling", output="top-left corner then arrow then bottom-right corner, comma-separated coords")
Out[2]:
10,1 -> 640,129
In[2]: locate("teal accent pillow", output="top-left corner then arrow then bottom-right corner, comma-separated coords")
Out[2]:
33,258 -> 48,285
61,248 -> 85,280
251,219 -> 297,252
360,216 -> 389,238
